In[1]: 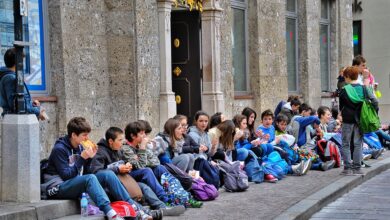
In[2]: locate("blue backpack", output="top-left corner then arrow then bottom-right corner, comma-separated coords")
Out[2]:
263,151 -> 289,177
244,150 -> 264,183
161,172 -> 190,206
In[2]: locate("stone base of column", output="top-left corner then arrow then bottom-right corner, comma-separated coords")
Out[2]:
202,92 -> 225,114
1,114 -> 40,203
159,92 -> 177,130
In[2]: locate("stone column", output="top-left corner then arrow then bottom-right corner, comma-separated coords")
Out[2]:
298,0 -> 322,108
157,0 -> 176,129
1,115 -> 40,202
201,0 -> 225,114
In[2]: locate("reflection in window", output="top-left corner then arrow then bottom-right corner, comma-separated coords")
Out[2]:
0,0 -> 46,91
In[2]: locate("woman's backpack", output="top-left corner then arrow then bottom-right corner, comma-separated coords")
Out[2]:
164,163 -> 193,191
316,140 -> 341,168
194,158 -> 220,189
244,150 -> 264,183
218,160 -> 249,192
191,178 -> 218,201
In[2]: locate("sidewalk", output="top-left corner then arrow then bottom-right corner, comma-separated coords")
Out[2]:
2,151 -> 390,220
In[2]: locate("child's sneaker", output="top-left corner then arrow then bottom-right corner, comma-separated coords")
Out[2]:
264,174 -> 278,183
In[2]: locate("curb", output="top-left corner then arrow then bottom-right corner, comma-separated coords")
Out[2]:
274,156 -> 390,220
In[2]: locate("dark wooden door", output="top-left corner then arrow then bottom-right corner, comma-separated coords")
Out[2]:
171,11 -> 201,123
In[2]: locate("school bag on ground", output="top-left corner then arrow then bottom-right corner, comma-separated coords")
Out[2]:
191,178 -> 219,201
193,158 -> 220,189
244,150 -> 264,183
217,160 -> 249,192
110,201 -> 137,219
117,174 -> 143,202
164,163 -> 193,191
160,172 -> 191,206
316,140 -> 341,168
263,151 -> 289,175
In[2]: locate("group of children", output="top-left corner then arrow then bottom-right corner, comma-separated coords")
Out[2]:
41,54 -> 390,219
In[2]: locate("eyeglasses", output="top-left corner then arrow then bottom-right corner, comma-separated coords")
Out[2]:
181,124 -> 188,129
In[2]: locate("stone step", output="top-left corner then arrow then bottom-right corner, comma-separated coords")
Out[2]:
0,200 -> 78,220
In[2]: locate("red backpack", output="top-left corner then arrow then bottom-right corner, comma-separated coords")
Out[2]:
317,140 -> 341,168
110,201 -> 137,218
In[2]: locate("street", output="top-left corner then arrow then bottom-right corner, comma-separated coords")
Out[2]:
311,169 -> 390,220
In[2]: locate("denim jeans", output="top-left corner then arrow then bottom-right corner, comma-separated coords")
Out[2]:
130,168 -> 168,203
55,174 -> 113,214
172,154 -> 195,172
151,165 -> 169,182
138,182 -> 165,209
342,123 -> 363,169
236,148 -> 249,161
364,132 -> 382,150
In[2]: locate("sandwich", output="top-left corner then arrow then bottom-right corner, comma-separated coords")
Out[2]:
81,139 -> 97,150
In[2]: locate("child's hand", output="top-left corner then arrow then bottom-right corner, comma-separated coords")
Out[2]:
264,134 -> 270,141
251,139 -> 261,146
200,144 -> 208,152
255,130 -> 263,137
119,164 -> 132,173
139,137 -> 149,150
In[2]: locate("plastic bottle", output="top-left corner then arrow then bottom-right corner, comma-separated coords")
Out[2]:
80,192 -> 89,218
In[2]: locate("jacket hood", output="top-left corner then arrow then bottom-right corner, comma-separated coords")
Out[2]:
97,138 -> 109,148
344,84 -> 364,103
188,126 -> 203,135
282,102 -> 292,110
55,136 -> 73,150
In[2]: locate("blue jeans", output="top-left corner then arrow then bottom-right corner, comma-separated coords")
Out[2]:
55,174 -> 112,214
364,132 -> 382,150
151,165 -> 169,182
138,182 -> 165,210
130,168 -> 168,203
172,154 -> 195,172
236,148 -> 249,161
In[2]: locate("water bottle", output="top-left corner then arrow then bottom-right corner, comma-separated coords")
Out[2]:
80,192 -> 89,218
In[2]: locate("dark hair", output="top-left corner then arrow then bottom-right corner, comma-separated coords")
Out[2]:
164,118 -> 181,148
299,103 -> 312,114
4,48 -> 16,68
331,106 -> 339,119
137,120 -> 152,134
216,120 -> 235,151
67,117 -> 92,136
287,95 -> 299,102
105,127 -> 123,142
317,106 -> 331,119
290,98 -> 301,107
194,110 -> 209,122
125,121 -> 144,142
343,66 -> 360,80
241,107 -> 257,132
232,114 -> 246,128
275,114 -> 289,132
261,109 -> 274,120
210,112 -> 223,128
352,55 -> 366,66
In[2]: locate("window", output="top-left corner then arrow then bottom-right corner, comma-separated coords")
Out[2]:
0,0 -> 47,93
231,0 -> 248,93
353,20 -> 362,56
319,0 -> 330,92
286,0 -> 298,92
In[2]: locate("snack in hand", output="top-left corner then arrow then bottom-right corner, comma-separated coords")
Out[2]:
81,139 -> 97,150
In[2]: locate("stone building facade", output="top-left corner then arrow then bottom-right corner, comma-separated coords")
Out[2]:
0,0 -> 353,158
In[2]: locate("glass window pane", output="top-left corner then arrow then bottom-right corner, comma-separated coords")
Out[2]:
321,0 -> 328,19
0,0 -> 45,91
320,24 -> 329,91
286,0 -> 296,12
232,8 -> 247,92
286,18 -> 297,91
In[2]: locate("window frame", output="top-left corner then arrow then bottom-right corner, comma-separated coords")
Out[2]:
231,0 -> 249,94
319,0 -> 331,92
0,0 -> 50,95
285,0 -> 299,93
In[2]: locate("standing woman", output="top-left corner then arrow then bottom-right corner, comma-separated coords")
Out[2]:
339,66 -> 378,175
188,111 -> 211,159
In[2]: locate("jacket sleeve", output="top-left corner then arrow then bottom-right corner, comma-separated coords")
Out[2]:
50,145 -> 87,181
146,149 -> 161,167
88,150 -> 116,174
182,135 -> 200,154
136,149 -> 148,169
3,75 -> 16,112
121,145 -> 145,169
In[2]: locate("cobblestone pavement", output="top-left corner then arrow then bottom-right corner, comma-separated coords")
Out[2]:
311,168 -> 390,220
164,152 -> 389,220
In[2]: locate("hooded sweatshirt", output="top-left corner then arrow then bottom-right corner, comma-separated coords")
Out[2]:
85,138 -> 125,174
0,67 -> 40,116
188,126 -> 210,159
46,136 -> 88,181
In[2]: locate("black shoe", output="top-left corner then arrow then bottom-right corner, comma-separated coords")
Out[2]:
371,149 -> 381,159
361,161 -> 371,168
150,209 -> 163,220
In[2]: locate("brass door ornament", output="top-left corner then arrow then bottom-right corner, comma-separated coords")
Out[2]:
173,66 -> 182,76
173,38 -> 180,48
175,95 -> 182,104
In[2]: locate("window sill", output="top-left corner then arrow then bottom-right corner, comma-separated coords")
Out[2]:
34,96 -> 58,103
234,94 -> 254,100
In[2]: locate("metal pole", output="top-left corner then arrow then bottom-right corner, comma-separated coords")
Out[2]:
13,0 -> 26,114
